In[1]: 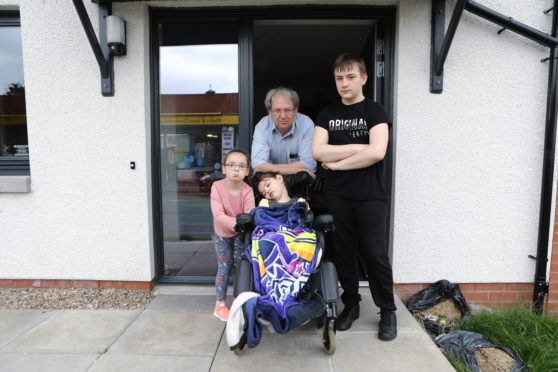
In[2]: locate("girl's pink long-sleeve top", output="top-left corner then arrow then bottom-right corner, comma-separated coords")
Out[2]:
210,179 -> 255,238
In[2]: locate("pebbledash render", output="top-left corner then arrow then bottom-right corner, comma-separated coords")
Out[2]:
0,0 -> 557,312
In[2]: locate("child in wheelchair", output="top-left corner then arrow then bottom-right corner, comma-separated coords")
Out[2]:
226,171 -> 338,354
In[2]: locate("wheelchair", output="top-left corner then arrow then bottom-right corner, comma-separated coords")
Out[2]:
228,172 -> 338,355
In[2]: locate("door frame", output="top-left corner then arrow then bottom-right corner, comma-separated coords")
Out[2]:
149,5 -> 397,284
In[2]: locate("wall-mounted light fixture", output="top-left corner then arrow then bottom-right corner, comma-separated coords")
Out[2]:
73,0 -> 127,96
106,15 -> 126,56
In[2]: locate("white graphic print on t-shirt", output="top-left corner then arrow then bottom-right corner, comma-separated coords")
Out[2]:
328,118 -> 368,139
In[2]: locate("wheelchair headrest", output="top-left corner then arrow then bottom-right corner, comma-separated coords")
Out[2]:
252,171 -> 313,198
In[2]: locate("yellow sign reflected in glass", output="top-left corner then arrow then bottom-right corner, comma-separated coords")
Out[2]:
161,113 -> 238,126
0,114 -> 27,125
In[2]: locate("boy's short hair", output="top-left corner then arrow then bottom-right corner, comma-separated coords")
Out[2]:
264,87 -> 300,111
333,53 -> 367,75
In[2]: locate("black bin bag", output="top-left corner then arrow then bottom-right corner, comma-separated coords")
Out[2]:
405,279 -> 470,335
436,330 -> 527,372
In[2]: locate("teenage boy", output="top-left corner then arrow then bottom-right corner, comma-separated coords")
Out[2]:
312,53 -> 397,341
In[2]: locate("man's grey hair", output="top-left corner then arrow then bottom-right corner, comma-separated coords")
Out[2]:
264,87 -> 300,111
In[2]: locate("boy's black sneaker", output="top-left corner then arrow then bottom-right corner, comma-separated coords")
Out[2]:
378,310 -> 397,341
335,302 -> 359,331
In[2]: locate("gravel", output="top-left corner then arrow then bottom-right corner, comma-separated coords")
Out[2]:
0,288 -> 156,310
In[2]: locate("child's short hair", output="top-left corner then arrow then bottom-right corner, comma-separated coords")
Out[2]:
333,53 -> 367,75
223,148 -> 250,167
252,171 -> 288,197
253,171 -> 281,186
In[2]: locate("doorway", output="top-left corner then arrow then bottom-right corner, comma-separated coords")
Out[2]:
151,8 -> 395,283
253,19 -> 379,121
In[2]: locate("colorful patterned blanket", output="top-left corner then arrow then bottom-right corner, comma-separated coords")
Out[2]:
249,199 -> 322,318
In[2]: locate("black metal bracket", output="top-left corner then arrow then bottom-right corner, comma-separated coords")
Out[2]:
430,0 -> 467,93
430,0 -> 445,93
431,0 -> 558,94
533,281 -> 550,308
72,0 -> 114,96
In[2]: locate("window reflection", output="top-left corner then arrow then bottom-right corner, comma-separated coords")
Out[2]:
160,45 -> 238,94
0,23 -> 29,167
159,44 -> 239,197
159,42 -> 239,278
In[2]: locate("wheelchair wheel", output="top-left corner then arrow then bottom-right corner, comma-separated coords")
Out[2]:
322,318 -> 336,355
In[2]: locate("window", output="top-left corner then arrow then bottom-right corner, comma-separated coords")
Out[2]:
0,12 -> 29,176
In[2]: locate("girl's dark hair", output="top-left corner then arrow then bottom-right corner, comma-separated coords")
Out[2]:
255,171 -> 280,182
223,148 -> 250,167
252,171 -> 288,196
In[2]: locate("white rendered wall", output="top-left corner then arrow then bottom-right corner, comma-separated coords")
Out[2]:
393,0 -> 552,283
0,0 -> 554,284
0,0 -> 154,281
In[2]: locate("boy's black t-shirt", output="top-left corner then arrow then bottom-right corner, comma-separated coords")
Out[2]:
316,98 -> 391,201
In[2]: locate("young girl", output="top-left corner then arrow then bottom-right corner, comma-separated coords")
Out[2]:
210,149 -> 255,321
256,171 -> 310,209
256,171 -> 296,206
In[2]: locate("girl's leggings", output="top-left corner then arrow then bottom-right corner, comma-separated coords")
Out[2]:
214,234 -> 243,302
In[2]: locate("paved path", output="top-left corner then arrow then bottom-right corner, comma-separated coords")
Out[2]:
0,286 -> 454,371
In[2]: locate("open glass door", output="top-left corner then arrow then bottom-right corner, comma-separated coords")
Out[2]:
158,22 -> 239,279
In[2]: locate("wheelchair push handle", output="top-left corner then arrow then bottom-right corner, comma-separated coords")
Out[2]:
235,213 -> 254,233
313,214 -> 335,233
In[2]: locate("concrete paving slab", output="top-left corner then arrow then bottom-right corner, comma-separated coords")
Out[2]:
327,294 -> 453,371
0,353 -> 98,372
212,332 -> 333,372
145,294 -> 216,313
155,285 -> 218,296
109,299 -> 224,357
88,354 -> 212,372
0,310 -> 54,349
332,331 -> 453,371
2,310 -> 139,354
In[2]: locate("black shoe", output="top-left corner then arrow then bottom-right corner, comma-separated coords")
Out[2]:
378,310 -> 397,341
335,302 -> 359,331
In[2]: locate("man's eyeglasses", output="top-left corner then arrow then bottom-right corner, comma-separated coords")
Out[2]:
224,163 -> 248,170
271,108 -> 295,116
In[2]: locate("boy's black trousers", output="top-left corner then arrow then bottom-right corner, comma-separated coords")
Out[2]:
326,194 -> 396,311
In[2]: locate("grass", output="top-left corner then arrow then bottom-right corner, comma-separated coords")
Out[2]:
445,355 -> 471,372
457,307 -> 558,372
